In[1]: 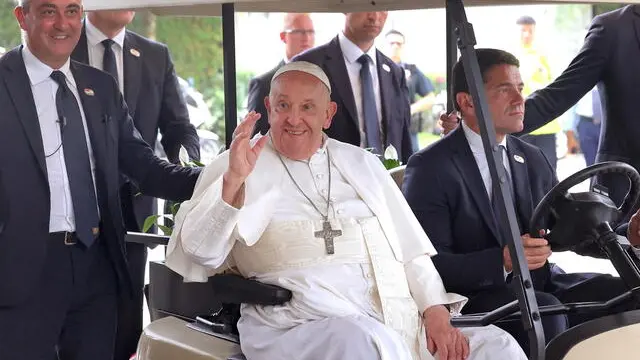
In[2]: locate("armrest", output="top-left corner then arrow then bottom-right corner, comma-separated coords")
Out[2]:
210,274 -> 292,306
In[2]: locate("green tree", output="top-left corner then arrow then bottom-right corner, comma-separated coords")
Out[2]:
592,4 -> 625,16
0,0 -> 22,50
129,13 -> 253,143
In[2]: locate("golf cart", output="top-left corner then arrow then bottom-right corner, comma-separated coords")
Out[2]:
83,0 -> 640,359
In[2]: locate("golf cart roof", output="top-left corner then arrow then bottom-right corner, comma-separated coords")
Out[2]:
84,0 -> 640,17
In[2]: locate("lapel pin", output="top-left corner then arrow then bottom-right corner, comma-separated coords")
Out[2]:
84,88 -> 95,96
514,154 -> 525,164
130,48 -> 141,57
382,63 -> 391,72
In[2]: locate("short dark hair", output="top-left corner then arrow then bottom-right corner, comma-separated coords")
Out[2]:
385,29 -> 405,41
516,15 -> 536,26
451,48 -> 520,111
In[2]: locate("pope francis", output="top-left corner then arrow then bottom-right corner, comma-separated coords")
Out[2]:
166,61 -> 526,360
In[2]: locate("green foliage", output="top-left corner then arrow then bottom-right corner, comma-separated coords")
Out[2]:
553,4 -> 592,34
425,72 -> 447,95
0,0 -> 22,50
129,13 -> 254,143
143,147 -> 203,235
592,4 -> 625,16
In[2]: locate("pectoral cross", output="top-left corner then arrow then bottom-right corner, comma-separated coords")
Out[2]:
314,220 -> 342,255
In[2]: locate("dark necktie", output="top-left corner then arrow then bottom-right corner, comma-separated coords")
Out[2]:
357,54 -> 382,155
50,71 -> 100,247
491,145 -> 521,240
101,39 -> 118,86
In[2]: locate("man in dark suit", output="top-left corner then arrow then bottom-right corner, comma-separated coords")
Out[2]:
441,5 -> 640,209
248,13 -> 315,136
71,10 -> 200,359
0,1 -> 200,359
294,12 -> 413,163
403,48 -> 635,353
385,29 -> 436,152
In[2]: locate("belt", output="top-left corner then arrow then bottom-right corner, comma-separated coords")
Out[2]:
50,231 -> 78,245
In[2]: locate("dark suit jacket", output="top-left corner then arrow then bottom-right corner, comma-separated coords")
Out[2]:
0,47 -> 200,306
247,60 -> 284,136
403,128 -> 563,297
523,5 -> 640,171
72,26 -> 200,231
293,36 -> 413,163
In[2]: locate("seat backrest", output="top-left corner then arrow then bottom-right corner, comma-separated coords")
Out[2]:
389,165 -> 406,189
546,309 -> 640,360
148,261 -> 222,322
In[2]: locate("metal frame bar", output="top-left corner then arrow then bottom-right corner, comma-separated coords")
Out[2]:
445,1 -> 545,358
222,3 -> 237,149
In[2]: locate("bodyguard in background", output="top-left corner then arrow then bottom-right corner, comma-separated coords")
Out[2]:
294,12 -> 414,163
247,13 -> 315,136
71,10 -> 201,360
385,29 -> 436,152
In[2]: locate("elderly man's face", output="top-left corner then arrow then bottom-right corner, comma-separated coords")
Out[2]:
266,71 -> 337,160
15,0 -> 83,69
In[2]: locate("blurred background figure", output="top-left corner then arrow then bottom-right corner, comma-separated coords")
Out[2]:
513,15 -> 562,170
247,13 -> 315,135
574,86 -> 602,167
385,29 -> 436,152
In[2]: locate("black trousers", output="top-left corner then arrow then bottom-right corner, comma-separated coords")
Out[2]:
0,234 -> 118,360
113,242 -> 147,360
113,184 -> 148,360
462,274 -> 634,355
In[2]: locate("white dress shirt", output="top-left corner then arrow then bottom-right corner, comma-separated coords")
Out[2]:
85,18 -> 126,94
462,121 -> 514,276
22,46 -> 97,233
462,121 -> 512,200
338,32 -> 383,148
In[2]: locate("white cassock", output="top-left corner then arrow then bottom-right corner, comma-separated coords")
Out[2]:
166,135 -> 526,360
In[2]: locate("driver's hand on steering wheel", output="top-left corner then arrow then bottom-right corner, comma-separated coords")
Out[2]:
503,231 -> 552,272
628,209 -> 640,247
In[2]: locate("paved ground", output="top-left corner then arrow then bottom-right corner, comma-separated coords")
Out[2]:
142,152 -> 619,327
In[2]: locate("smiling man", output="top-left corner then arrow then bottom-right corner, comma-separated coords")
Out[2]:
166,61 -> 526,360
0,0 -> 200,359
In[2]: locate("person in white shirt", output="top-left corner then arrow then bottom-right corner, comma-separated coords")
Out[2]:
166,61 -> 525,360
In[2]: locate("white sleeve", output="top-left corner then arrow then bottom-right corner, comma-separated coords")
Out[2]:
405,255 -> 468,316
165,152 -> 241,282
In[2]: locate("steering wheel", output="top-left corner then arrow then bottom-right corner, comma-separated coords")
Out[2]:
529,162 -> 640,252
